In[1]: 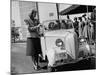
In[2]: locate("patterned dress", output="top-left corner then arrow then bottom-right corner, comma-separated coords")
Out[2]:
83,21 -> 88,38
79,22 -> 83,37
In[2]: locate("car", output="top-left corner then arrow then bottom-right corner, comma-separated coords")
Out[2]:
26,19 -> 93,70
40,19 -> 79,67
26,19 -> 94,72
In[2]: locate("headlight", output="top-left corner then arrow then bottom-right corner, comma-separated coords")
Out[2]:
55,39 -> 64,47
80,38 -> 87,43
80,39 -> 85,42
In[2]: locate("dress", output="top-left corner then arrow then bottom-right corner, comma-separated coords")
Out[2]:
90,23 -> 94,40
79,22 -> 83,37
83,21 -> 88,38
73,21 -> 79,36
67,19 -> 73,29
61,23 -> 66,29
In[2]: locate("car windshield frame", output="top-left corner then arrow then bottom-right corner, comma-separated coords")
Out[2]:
41,19 -> 74,31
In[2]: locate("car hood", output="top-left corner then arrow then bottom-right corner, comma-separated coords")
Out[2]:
44,29 -> 74,37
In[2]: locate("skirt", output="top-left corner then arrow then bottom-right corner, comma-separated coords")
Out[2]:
26,37 -> 42,56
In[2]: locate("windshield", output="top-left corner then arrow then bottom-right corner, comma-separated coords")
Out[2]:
42,19 -> 74,31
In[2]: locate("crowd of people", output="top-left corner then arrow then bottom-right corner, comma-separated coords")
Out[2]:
48,14 -> 95,44
73,14 -> 95,44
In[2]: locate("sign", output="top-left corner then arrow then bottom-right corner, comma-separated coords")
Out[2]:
38,2 -> 58,23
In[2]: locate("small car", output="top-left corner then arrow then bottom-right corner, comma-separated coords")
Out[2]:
40,19 -> 79,67
27,19 -> 94,71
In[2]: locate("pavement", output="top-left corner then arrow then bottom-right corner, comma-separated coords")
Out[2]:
11,43 -> 50,74
11,42 -> 96,74
11,43 -> 34,74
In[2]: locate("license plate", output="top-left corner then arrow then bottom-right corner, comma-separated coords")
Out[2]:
59,53 -> 67,58
55,53 -> 67,60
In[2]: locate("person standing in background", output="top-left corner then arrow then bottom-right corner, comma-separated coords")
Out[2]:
55,20 -> 61,29
24,10 -> 41,70
90,8 -> 96,43
61,20 -> 66,29
89,21 -> 94,44
82,15 -> 88,40
73,17 -> 79,36
87,18 -> 92,44
78,17 -> 83,38
66,15 -> 73,29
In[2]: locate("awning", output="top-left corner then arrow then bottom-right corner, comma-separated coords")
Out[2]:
59,5 -> 96,15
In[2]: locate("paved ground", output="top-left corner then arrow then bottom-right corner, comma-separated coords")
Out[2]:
11,42 -> 96,74
11,43 -> 50,74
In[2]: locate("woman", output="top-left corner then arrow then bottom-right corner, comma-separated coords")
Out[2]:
82,16 -> 88,40
25,10 -> 41,70
78,17 -> 84,38
61,20 -> 66,29
89,21 -> 94,43
66,15 -> 73,29
73,17 -> 79,36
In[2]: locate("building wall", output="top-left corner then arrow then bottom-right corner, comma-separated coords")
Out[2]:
11,0 -> 21,27
38,2 -> 58,23
19,1 -> 37,41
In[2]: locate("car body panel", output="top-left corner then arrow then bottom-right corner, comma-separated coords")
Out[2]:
41,30 -> 79,66
40,19 -> 79,66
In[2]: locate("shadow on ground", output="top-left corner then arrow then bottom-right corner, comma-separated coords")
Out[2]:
11,43 -> 96,74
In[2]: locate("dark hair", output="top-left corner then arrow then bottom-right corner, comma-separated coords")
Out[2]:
49,22 -> 55,29
29,10 -> 36,20
82,14 -> 86,17
56,20 -> 60,24
67,15 -> 69,19
62,20 -> 66,23
74,17 -> 77,21
82,14 -> 87,20
78,17 -> 82,21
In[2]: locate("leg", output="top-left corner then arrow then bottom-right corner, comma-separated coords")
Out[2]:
31,55 -> 37,70
34,53 -> 41,70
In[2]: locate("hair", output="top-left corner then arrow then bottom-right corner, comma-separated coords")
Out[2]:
56,20 -> 59,23
49,22 -> 55,29
82,14 -> 86,17
29,10 -> 36,20
62,20 -> 66,24
74,17 -> 77,21
67,15 -> 70,19
78,17 -> 82,21
82,14 -> 87,20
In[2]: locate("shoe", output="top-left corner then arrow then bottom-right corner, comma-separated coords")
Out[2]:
33,66 -> 37,70
37,66 -> 41,70
47,66 -> 56,72
34,66 -> 41,71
